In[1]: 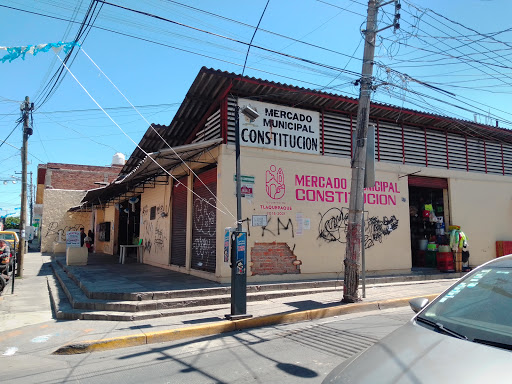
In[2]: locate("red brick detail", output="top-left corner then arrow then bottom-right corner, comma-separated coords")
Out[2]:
40,163 -> 121,190
251,242 -> 301,275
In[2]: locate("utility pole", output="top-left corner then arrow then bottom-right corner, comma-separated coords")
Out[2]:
343,0 -> 399,302
18,96 -> 34,278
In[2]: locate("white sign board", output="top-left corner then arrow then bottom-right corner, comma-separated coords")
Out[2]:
252,215 -> 268,227
238,98 -> 320,154
66,231 -> 81,248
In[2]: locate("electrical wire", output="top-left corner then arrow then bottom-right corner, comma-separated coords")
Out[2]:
53,50 -> 235,219
241,0 -> 269,77
0,121 -> 21,150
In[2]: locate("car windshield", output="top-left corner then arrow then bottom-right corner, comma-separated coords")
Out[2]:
418,259 -> 512,348
0,233 -> 15,241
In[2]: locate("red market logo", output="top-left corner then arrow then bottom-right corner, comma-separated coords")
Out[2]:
266,165 -> 285,200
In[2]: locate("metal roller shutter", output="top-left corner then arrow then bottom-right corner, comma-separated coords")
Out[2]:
191,167 -> 217,273
408,175 -> 448,189
170,177 -> 188,267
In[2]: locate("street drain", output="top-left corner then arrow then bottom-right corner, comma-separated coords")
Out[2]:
281,324 -> 379,358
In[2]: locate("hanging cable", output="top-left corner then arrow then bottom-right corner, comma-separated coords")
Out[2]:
53,51 -> 234,219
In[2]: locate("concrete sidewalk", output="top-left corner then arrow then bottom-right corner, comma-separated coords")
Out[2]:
0,251 -> 458,357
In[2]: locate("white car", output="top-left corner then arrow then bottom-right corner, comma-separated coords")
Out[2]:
323,255 -> 512,383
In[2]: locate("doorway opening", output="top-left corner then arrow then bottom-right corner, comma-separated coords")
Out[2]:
118,197 -> 141,259
408,177 -> 449,269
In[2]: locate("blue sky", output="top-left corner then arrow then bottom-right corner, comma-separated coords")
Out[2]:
1,0 -> 511,214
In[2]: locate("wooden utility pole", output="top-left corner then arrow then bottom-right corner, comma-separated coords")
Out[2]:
343,0 -> 379,302
18,96 -> 33,278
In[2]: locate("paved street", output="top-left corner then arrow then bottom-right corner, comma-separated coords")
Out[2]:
0,249 -> 456,383
2,306 -> 413,383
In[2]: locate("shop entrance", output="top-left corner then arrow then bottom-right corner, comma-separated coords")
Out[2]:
118,197 -> 141,257
408,176 -> 449,269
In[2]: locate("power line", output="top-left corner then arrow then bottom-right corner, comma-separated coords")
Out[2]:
0,103 -> 181,116
0,121 -> 21,150
94,0 -> 362,78
241,0 -> 270,76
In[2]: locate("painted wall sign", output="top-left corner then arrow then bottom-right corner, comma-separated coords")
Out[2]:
238,98 -> 320,154
266,165 -> 285,199
295,173 -> 400,206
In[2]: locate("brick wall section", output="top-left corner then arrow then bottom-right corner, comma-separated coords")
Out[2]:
38,163 -> 123,191
251,242 -> 301,275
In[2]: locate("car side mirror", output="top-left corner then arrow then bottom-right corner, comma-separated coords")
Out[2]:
409,297 -> 429,313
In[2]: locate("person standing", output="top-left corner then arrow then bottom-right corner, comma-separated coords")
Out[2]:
80,228 -> 86,247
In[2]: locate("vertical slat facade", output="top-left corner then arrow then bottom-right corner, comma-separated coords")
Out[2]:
191,167 -> 217,273
323,112 -> 351,158
426,129 -> 448,168
467,137 -> 486,173
504,145 -> 512,176
486,142 -> 503,175
223,96 -> 512,178
447,133 -> 467,171
170,177 -> 188,267
403,125 -> 426,166
378,121 -> 403,164
192,109 -> 221,143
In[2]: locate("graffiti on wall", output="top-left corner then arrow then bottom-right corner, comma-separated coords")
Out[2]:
141,203 -> 169,255
365,215 -> 398,249
241,216 -> 296,253
45,222 -> 85,241
192,197 -> 216,268
318,207 -> 398,249
193,198 -> 216,236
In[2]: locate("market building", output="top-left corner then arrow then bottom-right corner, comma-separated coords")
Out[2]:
75,67 -> 512,283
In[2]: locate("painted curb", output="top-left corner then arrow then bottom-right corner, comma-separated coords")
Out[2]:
52,293 -> 439,355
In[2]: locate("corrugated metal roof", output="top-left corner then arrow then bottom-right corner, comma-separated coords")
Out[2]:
120,67 -> 512,176
73,139 -> 221,209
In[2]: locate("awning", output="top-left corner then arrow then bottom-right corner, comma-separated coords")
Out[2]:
69,138 -> 222,211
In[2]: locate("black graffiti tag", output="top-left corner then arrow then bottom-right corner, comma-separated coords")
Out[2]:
318,208 -> 399,249
365,215 -> 399,249
259,217 -> 294,238
45,222 -> 85,240
318,207 -> 349,243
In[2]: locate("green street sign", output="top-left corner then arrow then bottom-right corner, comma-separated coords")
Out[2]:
233,175 -> 255,183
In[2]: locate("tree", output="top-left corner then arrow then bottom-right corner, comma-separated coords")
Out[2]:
4,216 -> 20,229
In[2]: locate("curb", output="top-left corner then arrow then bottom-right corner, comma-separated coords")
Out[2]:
52,293 -> 438,355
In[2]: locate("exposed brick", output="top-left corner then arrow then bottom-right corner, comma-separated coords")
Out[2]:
250,242 -> 301,276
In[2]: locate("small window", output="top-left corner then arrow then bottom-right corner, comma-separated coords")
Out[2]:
150,206 -> 156,220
